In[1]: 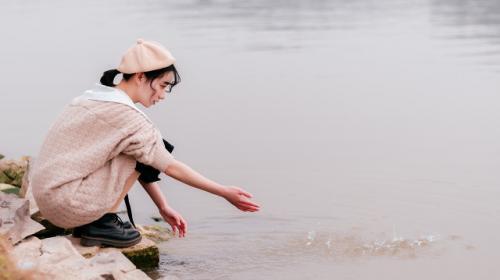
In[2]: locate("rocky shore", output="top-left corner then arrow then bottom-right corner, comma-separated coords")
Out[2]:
0,155 -> 170,280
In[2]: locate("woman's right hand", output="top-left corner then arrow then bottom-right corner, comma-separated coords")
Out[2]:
159,206 -> 187,238
222,186 -> 260,212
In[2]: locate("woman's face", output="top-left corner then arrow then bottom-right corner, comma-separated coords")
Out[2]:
138,72 -> 175,107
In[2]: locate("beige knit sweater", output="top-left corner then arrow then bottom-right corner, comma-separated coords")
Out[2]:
32,91 -> 174,228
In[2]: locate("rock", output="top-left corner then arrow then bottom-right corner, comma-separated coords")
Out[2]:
19,157 -> 38,215
89,249 -> 151,280
12,236 -> 89,279
0,192 -> 45,245
119,237 -> 160,269
68,235 -> 160,269
0,172 -> 11,186
89,249 -> 136,273
36,236 -> 90,279
67,236 -> 101,258
114,268 -> 151,280
0,235 -> 35,280
0,183 -> 19,195
0,156 -> 29,187
138,224 -> 171,243
12,236 -> 153,280
0,154 -> 4,160
11,236 -> 43,269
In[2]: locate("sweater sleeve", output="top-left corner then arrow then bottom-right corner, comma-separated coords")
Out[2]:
120,127 -> 174,172
84,100 -> 175,172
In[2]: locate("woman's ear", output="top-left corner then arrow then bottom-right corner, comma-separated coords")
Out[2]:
134,73 -> 145,85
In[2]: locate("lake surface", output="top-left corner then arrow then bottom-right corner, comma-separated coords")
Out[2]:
1,0 -> 500,279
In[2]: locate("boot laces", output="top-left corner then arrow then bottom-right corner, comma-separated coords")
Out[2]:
111,213 -> 126,227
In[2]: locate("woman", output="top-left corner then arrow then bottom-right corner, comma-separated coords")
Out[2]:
31,39 -> 260,248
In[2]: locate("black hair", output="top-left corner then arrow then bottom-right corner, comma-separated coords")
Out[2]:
100,65 -> 181,91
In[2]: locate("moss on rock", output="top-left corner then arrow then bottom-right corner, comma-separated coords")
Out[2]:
0,184 -> 20,195
120,238 -> 160,269
138,225 -> 171,243
0,157 -> 28,188
0,172 -> 10,186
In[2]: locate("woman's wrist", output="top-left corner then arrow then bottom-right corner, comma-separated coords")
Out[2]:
214,184 -> 229,198
159,205 -> 171,213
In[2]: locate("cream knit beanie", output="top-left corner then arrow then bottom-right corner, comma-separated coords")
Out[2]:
117,39 -> 176,74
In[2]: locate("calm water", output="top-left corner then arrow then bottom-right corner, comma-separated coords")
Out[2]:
1,0 -> 500,279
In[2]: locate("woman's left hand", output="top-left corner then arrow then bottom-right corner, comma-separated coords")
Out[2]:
159,206 -> 187,238
222,186 -> 261,212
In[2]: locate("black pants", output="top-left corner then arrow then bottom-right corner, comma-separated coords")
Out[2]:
135,139 -> 174,183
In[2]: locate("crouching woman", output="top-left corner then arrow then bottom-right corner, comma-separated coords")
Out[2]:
31,39 -> 260,248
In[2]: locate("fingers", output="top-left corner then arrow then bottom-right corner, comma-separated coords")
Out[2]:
170,223 -> 177,236
239,206 -> 259,212
239,199 -> 260,208
179,217 -> 187,238
238,189 -> 253,198
176,217 -> 186,238
242,205 -> 260,212
227,189 -> 261,212
174,216 -> 187,238
170,223 -> 184,238
236,200 -> 260,212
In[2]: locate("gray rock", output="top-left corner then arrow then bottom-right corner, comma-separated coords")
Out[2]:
89,249 -> 137,273
37,236 -> 90,279
0,192 -> 45,245
12,236 -> 153,280
19,157 -> 38,215
68,235 -> 160,269
10,236 -> 42,270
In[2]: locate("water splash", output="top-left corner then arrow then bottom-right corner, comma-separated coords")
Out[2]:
357,234 -> 439,257
302,229 -> 440,259
306,230 -> 316,246
325,234 -> 332,249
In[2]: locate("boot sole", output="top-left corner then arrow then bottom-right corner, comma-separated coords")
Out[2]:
80,234 -> 142,248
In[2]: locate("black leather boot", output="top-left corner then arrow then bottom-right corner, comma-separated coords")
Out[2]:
78,213 -> 141,248
73,220 -> 132,238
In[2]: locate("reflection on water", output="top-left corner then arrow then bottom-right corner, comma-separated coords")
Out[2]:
144,0 -> 500,62
432,0 -> 500,33
150,0 -> 430,51
431,0 -> 500,68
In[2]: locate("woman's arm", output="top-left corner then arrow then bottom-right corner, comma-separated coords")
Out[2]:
140,180 -> 169,211
164,159 -> 260,212
140,180 -> 187,237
